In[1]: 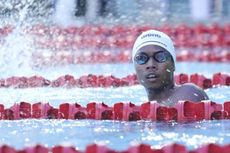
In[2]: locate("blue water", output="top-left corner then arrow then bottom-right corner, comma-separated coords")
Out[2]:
0,120 -> 229,150
0,84 -> 229,108
0,62 -> 229,150
2,62 -> 229,79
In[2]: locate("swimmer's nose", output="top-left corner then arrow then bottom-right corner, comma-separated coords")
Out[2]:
146,58 -> 157,70
146,65 -> 157,70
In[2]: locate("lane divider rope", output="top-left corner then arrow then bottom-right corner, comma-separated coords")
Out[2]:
1,101 -> 230,121
0,73 -> 229,89
1,24 -> 230,64
1,23 -> 230,48
0,143 -> 229,153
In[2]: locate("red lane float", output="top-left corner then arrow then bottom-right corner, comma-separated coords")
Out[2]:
0,143 -> 230,153
1,24 -> 230,64
0,101 -> 229,121
0,73 -> 229,89
33,23 -> 230,49
1,23 -> 230,48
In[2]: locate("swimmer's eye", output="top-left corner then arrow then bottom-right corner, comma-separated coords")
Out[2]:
135,51 -> 170,64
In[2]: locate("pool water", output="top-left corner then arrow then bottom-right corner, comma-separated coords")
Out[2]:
0,62 -> 229,151
0,120 -> 230,151
1,62 -> 230,79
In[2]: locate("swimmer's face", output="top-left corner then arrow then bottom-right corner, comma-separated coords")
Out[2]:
134,45 -> 175,89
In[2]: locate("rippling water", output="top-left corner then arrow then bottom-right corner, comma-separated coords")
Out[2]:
0,120 -> 229,150
0,85 -> 229,108
0,62 -> 229,79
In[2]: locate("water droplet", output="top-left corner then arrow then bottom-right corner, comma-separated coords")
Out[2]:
25,138 -> 30,142
194,93 -> 198,96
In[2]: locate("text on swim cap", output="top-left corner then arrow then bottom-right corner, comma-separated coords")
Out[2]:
141,33 -> 161,39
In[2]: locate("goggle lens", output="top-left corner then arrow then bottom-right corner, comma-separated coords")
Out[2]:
135,51 -> 170,65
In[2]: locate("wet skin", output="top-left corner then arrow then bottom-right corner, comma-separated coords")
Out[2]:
134,45 -> 209,106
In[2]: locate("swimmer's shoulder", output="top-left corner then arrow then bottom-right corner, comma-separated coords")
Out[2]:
175,83 -> 209,102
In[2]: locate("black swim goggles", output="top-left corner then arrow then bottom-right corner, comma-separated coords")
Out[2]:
134,51 -> 171,65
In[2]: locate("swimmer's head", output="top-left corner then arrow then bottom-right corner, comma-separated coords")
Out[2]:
132,29 -> 176,67
132,30 -> 176,90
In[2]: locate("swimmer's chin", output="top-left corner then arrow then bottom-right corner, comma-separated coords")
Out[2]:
145,86 -> 168,91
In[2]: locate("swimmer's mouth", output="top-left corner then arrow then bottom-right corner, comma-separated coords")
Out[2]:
146,73 -> 158,81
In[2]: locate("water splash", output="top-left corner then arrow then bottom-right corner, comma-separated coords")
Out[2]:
0,0 -> 37,78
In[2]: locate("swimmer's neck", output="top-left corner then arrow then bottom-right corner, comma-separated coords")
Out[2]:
146,82 -> 175,103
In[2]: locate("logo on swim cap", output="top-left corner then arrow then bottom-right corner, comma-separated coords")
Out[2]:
141,33 -> 161,39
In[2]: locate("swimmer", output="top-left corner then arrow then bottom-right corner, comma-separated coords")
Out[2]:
132,29 -> 209,106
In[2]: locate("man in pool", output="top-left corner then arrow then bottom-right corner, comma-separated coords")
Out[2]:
132,29 -> 209,106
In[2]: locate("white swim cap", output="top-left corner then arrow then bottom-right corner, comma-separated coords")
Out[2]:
132,29 -> 176,65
